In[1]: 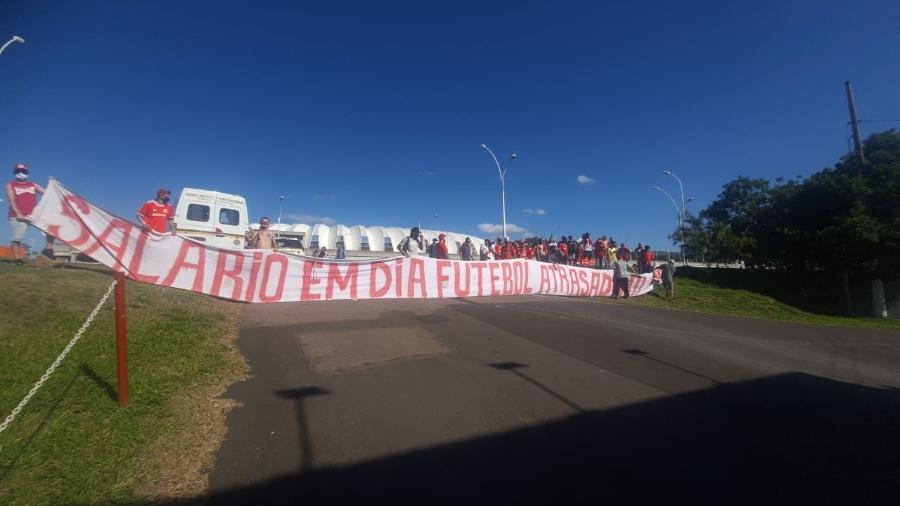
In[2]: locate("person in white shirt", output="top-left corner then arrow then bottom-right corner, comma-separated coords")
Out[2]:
480,240 -> 493,260
399,227 -> 426,256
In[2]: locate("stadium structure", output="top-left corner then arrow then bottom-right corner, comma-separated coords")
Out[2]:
251,223 -> 488,257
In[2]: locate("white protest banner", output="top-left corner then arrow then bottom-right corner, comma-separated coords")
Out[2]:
29,180 -> 655,303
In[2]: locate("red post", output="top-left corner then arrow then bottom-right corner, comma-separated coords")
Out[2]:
115,271 -> 129,407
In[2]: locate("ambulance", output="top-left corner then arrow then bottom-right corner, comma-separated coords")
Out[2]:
173,188 -> 249,249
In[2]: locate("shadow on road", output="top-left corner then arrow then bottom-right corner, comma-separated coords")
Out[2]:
180,372 -> 900,505
275,387 -> 331,472
622,349 -> 721,385
490,361 -> 586,413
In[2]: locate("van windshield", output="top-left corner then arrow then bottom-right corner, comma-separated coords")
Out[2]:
276,238 -> 304,249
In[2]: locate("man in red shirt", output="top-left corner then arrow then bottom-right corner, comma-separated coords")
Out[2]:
501,240 -> 512,260
641,245 -> 655,274
6,163 -> 55,261
137,188 -> 177,235
435,233 -> 450,259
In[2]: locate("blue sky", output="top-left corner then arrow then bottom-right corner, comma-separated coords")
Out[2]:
3,0 -> 900,251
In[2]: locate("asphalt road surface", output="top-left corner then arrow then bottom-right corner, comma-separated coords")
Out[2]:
202,296 -> 900,505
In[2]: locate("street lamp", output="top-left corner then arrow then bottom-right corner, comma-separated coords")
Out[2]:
685,196 -> 695,214
277,196 -> 285,238
662,170 -> 686,225
0,35 -> 25,57
481,144 -> 517,240
652,185 -> 686,264
651,186 -> 680,221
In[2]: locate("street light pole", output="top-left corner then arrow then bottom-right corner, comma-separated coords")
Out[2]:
652,185 -> 685,264
662,170 -> 686,225
0,35 -> 25,57
481,144 -> 517,240
663,170 -> 689,265
651,186 -> 680,221
277,196 -> 284,239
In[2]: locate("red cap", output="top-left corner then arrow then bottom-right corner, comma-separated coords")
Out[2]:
439,233 -> 446,239
156,188 -> 171,198
13,163 -> 27,173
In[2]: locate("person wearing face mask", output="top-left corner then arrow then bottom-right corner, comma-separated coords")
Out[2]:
137,188 -> 177,235
6,163 -> 55,262
247,216 -> 276,250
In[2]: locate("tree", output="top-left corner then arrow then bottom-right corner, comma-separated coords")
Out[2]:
678,128 -> 900,278
778,129 -> 900,277
698,177 -> 773,267
675,129 -> 900,315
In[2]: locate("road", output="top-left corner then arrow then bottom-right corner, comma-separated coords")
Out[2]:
204,296 -> 900,505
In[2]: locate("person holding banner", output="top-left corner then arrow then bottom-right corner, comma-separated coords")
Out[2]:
6,163 -> 55,262
657,260 -> 677,299
137,188 -> 177,235
611,257 -> 631,299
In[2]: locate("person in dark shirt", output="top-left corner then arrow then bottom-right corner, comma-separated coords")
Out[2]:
460,237 -> 474,261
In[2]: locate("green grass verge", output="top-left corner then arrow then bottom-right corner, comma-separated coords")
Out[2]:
631,276 -> 900,329
0,262 -> 241,505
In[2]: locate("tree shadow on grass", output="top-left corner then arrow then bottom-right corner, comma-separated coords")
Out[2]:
182,372 -> 900,505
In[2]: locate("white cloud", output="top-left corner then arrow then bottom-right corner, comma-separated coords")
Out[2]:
313,193 -> 336,200
577,175 -> 596,185
522,208 -> 547,215
418,170 -> 436,176
283,213 -> 336,226
477,223 -> 532,237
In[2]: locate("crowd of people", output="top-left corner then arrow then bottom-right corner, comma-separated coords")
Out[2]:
401,228 -> 675,299
420,231 -> 658,274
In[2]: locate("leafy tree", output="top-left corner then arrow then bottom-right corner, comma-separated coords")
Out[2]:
695,177 -> 773,266
676,128 -> 900,280
778,129 -> 900,277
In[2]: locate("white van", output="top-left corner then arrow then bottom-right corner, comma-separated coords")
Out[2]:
174,188 -> 249,249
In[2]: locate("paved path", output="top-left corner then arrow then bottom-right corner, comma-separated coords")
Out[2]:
206,296 -> 900,505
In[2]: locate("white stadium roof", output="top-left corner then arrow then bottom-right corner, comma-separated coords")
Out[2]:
251,223 -> 487,254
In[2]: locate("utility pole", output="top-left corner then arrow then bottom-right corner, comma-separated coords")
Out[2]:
845,81 -> 865,170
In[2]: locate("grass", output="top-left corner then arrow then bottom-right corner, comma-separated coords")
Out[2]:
630,272 -> 900,330
0,261 -> 244,505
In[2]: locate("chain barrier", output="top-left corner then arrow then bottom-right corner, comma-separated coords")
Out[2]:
0,279 -> 118,437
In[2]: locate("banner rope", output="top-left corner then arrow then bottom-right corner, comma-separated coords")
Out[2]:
0,278 -> 118,439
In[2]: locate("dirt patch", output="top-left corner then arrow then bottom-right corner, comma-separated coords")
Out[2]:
298,326 -> 449,372
132,303 -> 249,503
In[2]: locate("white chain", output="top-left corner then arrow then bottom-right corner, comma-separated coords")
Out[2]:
0,279 -> 118,436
